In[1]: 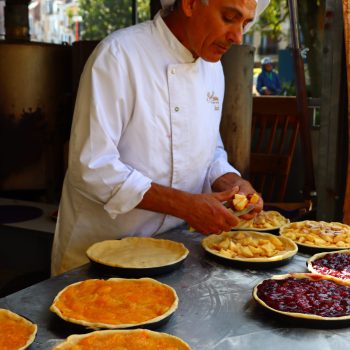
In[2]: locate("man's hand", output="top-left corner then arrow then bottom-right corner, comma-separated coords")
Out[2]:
183,188 -> 241,235
137,183 -> 241,235
212,173 -> 264,220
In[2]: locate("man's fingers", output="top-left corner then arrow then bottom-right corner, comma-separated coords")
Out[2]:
213,186 -> 239,202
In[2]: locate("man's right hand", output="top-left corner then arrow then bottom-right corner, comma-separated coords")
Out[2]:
137,183 -> 241,235
182,188 -> 241,235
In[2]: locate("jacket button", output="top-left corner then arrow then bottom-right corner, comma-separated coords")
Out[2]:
174,107 -> 180,112
171,68 -> 176,74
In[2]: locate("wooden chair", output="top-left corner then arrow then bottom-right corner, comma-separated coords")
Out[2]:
249,96 -> 300,203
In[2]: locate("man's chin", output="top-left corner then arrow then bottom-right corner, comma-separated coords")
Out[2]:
201,53 -> 223,62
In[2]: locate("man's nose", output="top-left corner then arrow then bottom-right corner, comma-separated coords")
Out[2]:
226,24 -> 243,45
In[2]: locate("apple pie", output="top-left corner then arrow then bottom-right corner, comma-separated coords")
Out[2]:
280,220 -> 350,249
202,231 -> 297,262
234,210 -> 289,230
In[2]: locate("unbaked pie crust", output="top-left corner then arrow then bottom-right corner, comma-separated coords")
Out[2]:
86,237 -> 189,268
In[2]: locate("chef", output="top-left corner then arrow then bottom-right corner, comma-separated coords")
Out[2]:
51,0 -> 269,275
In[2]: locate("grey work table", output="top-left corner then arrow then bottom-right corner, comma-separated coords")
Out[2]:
1,226 -> 350,350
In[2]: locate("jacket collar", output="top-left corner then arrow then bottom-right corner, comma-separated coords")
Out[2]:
153,11 -> 197,64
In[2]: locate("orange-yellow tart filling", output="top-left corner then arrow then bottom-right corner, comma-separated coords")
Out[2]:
54,330 -> 190,350
53,279 -> 176,325
0,309 -> 36,350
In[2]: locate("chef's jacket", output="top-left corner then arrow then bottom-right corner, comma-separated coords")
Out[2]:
51,11 -> 240,275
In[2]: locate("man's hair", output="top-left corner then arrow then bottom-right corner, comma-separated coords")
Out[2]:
174,0 -> 209,9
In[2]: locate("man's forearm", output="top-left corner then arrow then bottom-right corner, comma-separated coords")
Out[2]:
136,182 -> 192,221
136,181 -> 241,234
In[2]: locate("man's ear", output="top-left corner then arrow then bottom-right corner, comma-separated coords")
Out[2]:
181,0 -> 198,17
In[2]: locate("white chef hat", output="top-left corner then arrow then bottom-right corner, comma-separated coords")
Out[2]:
159,0 -> 270,33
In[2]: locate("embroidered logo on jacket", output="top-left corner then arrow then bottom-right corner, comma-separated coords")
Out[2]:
207,91 -> 220,111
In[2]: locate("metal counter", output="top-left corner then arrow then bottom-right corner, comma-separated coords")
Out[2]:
1,226 -> 350,349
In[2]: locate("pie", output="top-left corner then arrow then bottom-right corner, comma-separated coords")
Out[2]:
202,231 -> 297,262
86,237 -> 189,269
253,273 -> 350,319
0,308 -> 37,350
50,278 -> 178,329
308,250 -> 350,280
280,220 -> 350,249
234,210 -> 289,230
52,329 -> 192,350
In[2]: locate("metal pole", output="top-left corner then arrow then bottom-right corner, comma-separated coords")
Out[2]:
132,0 -> 138,25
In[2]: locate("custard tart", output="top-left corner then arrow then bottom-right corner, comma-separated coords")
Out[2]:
0,308 -> 37,350
50,278 -> 178,329
52,329 -> 192,350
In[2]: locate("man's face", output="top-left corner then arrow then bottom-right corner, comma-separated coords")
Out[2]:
183,0 -> 256,62
263,63 -> 273,71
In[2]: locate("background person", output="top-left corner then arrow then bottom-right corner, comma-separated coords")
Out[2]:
257,56 -> 282,95
51,0 -> 269,275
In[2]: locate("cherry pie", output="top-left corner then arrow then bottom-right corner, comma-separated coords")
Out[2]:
253,273 -> 350,319
308,250 -> 350,280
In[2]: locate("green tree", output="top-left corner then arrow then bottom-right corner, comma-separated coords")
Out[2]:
252,0 -> 289,42
78,0 -> 150,40
252,0 -> 325,97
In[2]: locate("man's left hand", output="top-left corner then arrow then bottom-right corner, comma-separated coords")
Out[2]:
212,172 -> 264,219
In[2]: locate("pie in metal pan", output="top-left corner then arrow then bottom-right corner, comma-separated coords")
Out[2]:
307,249 -> 350,281
0,308 -> 37,350
253,273 -> 350,327
280,220 -> 350,253
50,278 -> 178,330
86,237 -> 189,276
202,231 -> 297,268
232,210 -> 290,232
52,329 -> 192,350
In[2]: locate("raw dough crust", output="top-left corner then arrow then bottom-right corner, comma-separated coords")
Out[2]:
86,237 -> 189,268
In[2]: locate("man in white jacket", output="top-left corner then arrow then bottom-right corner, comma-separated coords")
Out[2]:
51,0 -> 269,275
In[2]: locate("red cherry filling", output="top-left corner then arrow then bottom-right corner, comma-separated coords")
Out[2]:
257,277 -> 350,317
311,253 -> 350,279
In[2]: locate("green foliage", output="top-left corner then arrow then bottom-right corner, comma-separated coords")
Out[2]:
78,0 -> 150,40
281,81 -> 296,96
251,0 -> 289,41
252,0 -> 325,98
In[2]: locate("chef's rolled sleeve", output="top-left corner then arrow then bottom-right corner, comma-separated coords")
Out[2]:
104,169 -> 152,219
68,41 -> 154,218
